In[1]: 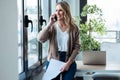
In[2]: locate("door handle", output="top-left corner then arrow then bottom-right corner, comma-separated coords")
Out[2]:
39,16 -> 46,26
24,15 -> 33,32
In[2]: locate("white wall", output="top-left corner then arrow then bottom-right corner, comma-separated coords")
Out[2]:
0,0 -> 18,80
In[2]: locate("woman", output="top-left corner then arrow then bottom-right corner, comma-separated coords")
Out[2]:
37,1 -> 80,80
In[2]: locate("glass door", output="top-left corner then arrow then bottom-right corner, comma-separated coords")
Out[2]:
18,0 -> 40,75
24,0 -> 39,68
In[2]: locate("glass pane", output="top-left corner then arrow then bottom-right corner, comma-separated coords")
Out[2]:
25,0 -> 39,67
51,0 -> 56,13
41,0 -> 49,60
42,0 -> 49,22
18,0 -> 23,74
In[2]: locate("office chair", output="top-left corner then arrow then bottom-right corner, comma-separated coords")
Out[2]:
92,73 -> 120,80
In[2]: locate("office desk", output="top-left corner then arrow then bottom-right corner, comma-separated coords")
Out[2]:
76,61 -> 120,73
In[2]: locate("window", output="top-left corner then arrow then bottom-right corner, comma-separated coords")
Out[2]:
88,0 -> 120,43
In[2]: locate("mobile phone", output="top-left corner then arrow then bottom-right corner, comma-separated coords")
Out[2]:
54,15 -> 57,21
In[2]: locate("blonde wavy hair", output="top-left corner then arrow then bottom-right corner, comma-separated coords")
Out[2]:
56,1 -> 77,28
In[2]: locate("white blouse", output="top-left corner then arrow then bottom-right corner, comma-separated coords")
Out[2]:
56,24 -> 69,52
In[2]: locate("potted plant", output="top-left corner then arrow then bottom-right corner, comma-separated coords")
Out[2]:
75,4 -> 106,51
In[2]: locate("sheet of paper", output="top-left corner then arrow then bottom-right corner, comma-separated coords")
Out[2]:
42,59 -> 65,80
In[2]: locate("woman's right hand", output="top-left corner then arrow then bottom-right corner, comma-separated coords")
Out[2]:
49,14 -> 57,25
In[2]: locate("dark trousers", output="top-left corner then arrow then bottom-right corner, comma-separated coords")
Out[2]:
46,51 -> 76,80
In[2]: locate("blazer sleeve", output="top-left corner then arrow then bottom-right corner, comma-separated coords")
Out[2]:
37,25 -> 52,43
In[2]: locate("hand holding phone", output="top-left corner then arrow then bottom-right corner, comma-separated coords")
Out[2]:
49,14 -> 57,25
54,15 -> 57,21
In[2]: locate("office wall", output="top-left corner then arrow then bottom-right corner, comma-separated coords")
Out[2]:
0,0 -> 18,80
